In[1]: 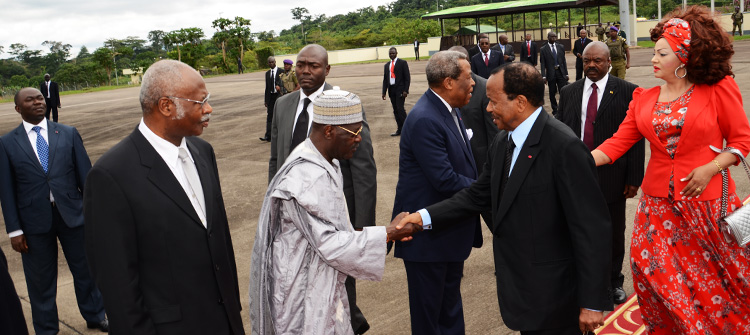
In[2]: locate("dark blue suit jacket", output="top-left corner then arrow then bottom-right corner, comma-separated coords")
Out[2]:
392,89 -> 482,262
470,50 -> 504,79
0,121 -> 91,235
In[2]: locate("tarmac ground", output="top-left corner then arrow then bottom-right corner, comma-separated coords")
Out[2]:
1,40 -> 750,334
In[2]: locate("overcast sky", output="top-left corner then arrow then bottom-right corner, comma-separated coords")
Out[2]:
0,0 -> 391,58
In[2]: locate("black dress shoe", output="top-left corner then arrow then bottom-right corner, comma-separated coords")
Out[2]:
390,131 -> 401,136
259,137 -> 270,142
87,319 -> 109,332
612,287 -> 627,305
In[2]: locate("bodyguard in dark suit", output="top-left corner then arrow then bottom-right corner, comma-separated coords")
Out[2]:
540,31 -> 569,114
470,36 -> 504,79
490,34 -> 515,63
382,47 -> 410,136
268,44 -> 376,334
0,247 -> 28,335
572,30 -> 593,81
40,74 -> 61,122
0,88 -> 107,334
397,63 -> 612,335
84,60 -> 244,335
467,33 -> 487,60
261,56 -> 282,141
556,42 -> 644,305
393,50 -> 481,335
520,33 -> 539,66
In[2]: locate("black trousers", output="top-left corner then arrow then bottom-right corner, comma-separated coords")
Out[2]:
264,93 -> 279,139
414,47 -> 420,60
44,99 -> 58,123
607,199 -> 627,289
522,325 -> 593,335
22,205 -> 105,335
547,68 -> 568,114
404,260 -> 465,335
0,247 -> 28,335
388,89 -> 407,132
346,276 -> 370,334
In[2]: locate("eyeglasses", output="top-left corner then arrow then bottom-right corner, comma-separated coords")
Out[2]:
337,125 -> 363,137
167,93 -> 210,109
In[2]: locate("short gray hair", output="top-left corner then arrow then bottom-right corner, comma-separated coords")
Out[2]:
425,51 -> 467,87
139,60 -> 188,114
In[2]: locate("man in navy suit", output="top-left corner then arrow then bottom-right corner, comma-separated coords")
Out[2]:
540,31 -> 569,115
392,50 -> 481,335
470,36 -> 504,79
40,74 -> 61,122
382,47 -> 410,136
0,88 -> 108,334
572,30 -> 593,81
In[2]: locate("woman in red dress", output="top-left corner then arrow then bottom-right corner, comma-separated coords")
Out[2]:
593,6 -> 750,334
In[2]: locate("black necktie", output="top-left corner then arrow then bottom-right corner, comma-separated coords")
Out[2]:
290,98 -> 311,151
500,136 -> 516,195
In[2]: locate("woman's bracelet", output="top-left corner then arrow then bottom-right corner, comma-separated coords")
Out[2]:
712,159 -> 723,174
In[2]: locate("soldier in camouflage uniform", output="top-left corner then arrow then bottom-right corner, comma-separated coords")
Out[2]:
733,7 -> 744,36
606,26 -> 629,79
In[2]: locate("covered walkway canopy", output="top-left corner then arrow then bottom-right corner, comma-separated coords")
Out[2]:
422,0 -> 619,51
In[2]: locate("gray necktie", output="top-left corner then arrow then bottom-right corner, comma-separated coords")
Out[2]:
450,109 -> 465,144
178,148 -> 206,218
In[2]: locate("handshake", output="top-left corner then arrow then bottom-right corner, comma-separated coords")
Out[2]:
385,212 -> 425,242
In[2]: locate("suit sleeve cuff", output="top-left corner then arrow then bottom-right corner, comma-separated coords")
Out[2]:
418,209 -> 432,230
8,230 -> 23,238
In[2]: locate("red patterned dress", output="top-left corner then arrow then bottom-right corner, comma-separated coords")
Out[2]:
631,86 -> 750,334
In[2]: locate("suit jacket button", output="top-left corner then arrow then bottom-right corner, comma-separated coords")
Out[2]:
215,264 -> 220,271
208,232 -> 213,238
218,298 -> 224,304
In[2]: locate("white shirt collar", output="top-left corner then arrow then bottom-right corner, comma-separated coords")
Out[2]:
23,118 -> 48,134
300,83 -> 326,103
138,118 -> 191,169
391,57 -> 398,63
584,73 -> 609,91
429,88 -> 454,115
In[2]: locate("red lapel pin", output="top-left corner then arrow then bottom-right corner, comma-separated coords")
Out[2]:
528,155 -> 532,158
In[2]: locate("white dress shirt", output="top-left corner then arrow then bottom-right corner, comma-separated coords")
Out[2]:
138,119 -> 207,228
292,84 -> 326,136
270,67 -> 278,93
45,81 -> 51,98
580,74 -> 609,142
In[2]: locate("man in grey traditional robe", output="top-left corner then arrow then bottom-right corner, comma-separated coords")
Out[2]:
250,87 -> 419,335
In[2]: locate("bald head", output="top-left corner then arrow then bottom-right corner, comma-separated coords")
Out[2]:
299,44 -> 328,66
581,41 -> 611,82
140,59 -> 196,114
296,44 -> 330,95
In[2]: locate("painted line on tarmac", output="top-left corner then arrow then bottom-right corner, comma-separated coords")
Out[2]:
65,97 -> 134,108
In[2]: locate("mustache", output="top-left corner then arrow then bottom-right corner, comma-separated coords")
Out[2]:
200,115 -> 211,122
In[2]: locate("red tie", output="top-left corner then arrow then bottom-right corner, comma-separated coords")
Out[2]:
484,53 -> 489,66
584,83 -> 598,150
390,61 -> 395,79
527,42 -> 531,55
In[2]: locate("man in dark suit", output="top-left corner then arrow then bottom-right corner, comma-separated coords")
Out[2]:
268,44 -> 376,335
392,50 -> 481,335
520,33 -> 538,66
0,88 -> 108,334
540,31 -> 569,115
83,60 -> 244,334
0,247 -> 28,335
413,38 -> 420,60
572,30 -> 593,81
382,47 -> 410,136
397,62 -> 613,335
40,74 -> 60,122
470,36 -> 504,79
490,34 -> 515,63
261,56 -> 282,142
467,33 -> 487,59
556,42 -> 644,305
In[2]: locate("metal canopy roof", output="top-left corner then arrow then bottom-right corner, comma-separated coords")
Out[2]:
421,0 -> 618,20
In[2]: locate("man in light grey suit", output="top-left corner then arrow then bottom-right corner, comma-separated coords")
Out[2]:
490,35 -> 515,63
267,44 -> 377,335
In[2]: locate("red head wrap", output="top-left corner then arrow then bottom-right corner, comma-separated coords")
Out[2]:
661,18 -> 691,64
